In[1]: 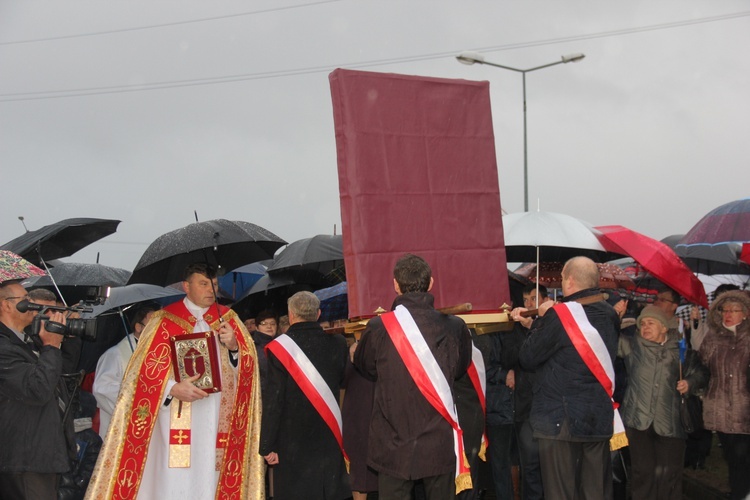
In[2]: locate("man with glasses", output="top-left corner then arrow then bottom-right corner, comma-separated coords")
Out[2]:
653,287 -> 685,334
0,280 -> 69,499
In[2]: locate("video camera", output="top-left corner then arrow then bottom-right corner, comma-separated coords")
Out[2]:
17,286 -> 109,341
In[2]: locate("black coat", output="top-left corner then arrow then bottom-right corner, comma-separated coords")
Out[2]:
519,289 -> 620,441
0,321 -> 70,473
353,292 -> 473,480
260,321 -> 350,500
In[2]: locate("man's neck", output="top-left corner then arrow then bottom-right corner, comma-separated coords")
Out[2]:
0,316 -> 26,333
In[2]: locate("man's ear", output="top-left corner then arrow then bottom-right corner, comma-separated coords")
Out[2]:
393,278 -> 402,295
316,309 -> 321,321
182,281 -> 190,293
427,277 -> 434,292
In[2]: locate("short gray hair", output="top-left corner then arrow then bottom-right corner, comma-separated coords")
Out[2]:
287,291 -> 320,322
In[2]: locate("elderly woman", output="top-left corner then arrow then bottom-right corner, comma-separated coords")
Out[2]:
699,290 -> 750,500
618,305 -> 708,500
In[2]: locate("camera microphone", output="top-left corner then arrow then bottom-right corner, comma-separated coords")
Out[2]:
15,300 -> 44,313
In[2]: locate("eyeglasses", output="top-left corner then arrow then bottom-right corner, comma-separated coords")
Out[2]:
654,297 -> 676,304
719,308 -> 744,314
3,295 -> 29,302
259,321 -> 277,327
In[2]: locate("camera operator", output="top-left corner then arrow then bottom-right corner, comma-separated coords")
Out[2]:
26,288 -> 83,374
0,280 -> 71,499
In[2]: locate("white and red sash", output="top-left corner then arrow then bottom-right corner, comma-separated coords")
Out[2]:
554,302 -> 628,450
381,305 -> 472,493
265,335 -> 350,468
465,344 -> 488,460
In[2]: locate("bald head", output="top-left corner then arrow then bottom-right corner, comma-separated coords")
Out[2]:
561,257 -> 599,295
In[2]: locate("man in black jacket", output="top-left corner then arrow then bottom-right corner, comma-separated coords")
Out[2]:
354,253 -> 473,499
520,257 -> 620,500
0,281 -> 69,499
260,291 -> 351,500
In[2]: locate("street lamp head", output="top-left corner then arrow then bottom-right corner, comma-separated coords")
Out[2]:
456,51 -> 485,66
561,53 -> 585,63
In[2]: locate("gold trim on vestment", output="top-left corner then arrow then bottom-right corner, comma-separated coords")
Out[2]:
169,400 -> 191,467
84,307 -> 265,500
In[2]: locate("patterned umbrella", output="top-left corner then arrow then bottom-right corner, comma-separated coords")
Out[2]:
515,262 -> 635,291
0,250 -> 46,284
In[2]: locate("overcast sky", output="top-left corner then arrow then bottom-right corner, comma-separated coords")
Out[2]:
1,1 -> 748,272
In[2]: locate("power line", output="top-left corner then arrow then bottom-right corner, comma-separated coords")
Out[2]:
0,0 -> 343,46
1,10 -> 748,103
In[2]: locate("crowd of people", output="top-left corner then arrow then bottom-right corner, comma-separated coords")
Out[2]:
0,253 -> 749,500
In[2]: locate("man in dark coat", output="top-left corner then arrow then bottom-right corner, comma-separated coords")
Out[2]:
260,291 -> 351,500
519,257 -> 620,500
507,284 -> 554,500
353,253 -> 473,499
0,281 -> 70,499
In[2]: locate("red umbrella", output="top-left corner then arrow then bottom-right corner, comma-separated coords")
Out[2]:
742,243 -> 750,266
595,225 -> 708,308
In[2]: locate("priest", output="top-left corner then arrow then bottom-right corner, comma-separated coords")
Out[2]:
86,263 -> 264,499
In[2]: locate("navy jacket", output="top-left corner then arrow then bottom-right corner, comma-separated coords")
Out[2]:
519,289 -> 619,441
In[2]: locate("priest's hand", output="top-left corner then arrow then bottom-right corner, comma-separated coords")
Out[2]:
170,374 -> 208,402
217,322 -> 239,351
264,452 -> 279,465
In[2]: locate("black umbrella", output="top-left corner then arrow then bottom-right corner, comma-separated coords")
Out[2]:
267,234 -> 345,287
1,218 -> 121,265
86,283 -> 186,317
231,272 -> 313,320
24,262 -> 131,305
267,234 -> 343,275
128,219 -> 287,286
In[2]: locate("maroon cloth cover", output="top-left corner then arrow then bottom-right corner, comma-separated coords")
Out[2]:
329,69 -> 510,318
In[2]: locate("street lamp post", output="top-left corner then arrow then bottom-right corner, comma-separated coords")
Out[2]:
456,51 -> 585,212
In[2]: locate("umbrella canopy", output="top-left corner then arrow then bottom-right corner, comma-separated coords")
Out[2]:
128,219 -> 286,286
267,234 -> 343,275
231,272 -> 314,320
679,198 -> 750,246
1,218 -> 121,265
314,281 -> 349,322
743,243 -> 750,266
0,250 -> 46,284
24,262 -> 131,305
86,283 -> 186,317
503,211 -> 613,262
218,261 -> 268,301
26,262 -> 131,288
515,262 -> 635,291
596,225 -> 708,308
674,242 -> 749,275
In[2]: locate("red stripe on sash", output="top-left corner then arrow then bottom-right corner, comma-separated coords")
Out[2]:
381,312 -> 456,424
265,341 -> 349,463
554,304 -> 613,398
